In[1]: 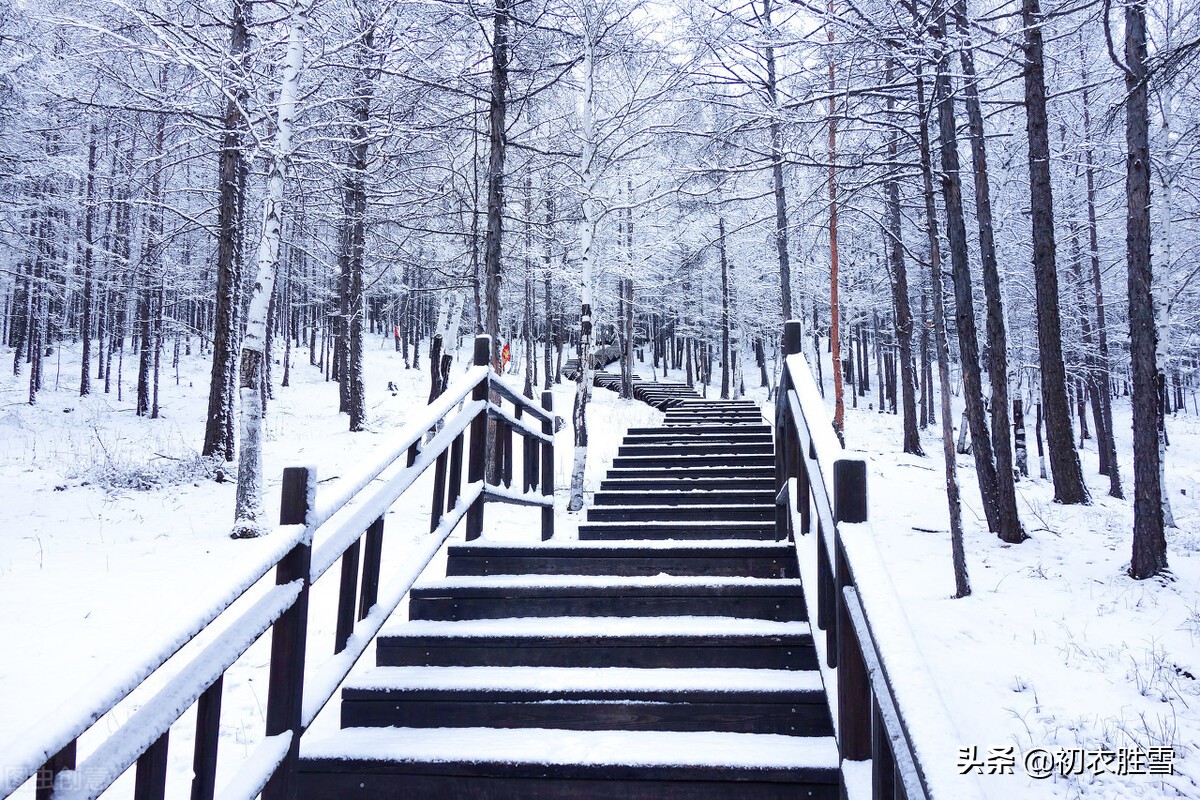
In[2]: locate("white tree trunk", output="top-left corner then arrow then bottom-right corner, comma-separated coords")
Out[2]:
568,34 -> 597,513
232,0 -> 313,537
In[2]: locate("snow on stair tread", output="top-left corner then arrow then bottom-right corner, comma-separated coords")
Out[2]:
413,575 -> 802,590
381,616 -> 811,638
300,726 -> 839,770
578,519 -> 772,527
345,666 -> 824,694
459,539 -> 790,550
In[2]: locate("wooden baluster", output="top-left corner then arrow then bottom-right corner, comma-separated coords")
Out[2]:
502,415 -> 514,488
36,740 -> 76,800
541,390 -> 555,540
190,676 -> 223,800
872,695 -> 897,799
406,440 -> 419,468
133,731 -> 169,800
466,336 -> 490,540
334,539 -> 360,653
431,447 -> 449,532
447,433 -> 464,512
517,405 -> 532,492
262,466 -> 315,800
358,517 -> 384,620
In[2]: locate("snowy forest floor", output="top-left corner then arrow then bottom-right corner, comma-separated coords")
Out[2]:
0,337 -> 1198,799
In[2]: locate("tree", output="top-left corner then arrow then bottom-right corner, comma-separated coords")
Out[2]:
1118,0 -> 1168,578
232,0 -> 313,537
1019,0 -> 1088,504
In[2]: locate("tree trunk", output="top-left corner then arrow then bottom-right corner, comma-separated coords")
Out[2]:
203,0 -> 250,461
80,127 -> 98,397
232,0 -> 312,537
1020,0 -> 1088,504
914,60 -> 970,598
932,6 -> 1004,534
1122,0 -> 1167,578
953,0 -> 1024,539
719,216 -> 731,400
827,0 -> 844,440
884,58 -> 921,455
1014,399 -> 1028,477
482,0 -> 509,368
568,33 -> 598,513
761,0 -> 791,322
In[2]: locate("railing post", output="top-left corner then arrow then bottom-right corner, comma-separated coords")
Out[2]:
541,390 -> 555,540
838,580 -> 871,761
262,466 -> 315,800
834,458 -> 868,523
466,335 -> 490,540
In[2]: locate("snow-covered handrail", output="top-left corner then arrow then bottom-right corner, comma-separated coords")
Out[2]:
10,336 -> 558,800
775,320 -> 983,800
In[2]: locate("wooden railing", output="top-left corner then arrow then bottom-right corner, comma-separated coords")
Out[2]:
4,334 -> 555,800
774,320 -> 983,800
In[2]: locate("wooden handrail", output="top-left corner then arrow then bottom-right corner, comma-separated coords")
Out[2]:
7,335 -> 557,800
774,319 -> 982,800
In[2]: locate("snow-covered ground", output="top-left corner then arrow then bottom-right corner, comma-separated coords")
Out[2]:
1,338 -> 1197,799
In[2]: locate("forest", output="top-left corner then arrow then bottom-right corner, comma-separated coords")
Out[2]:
0,0 -> 1196,578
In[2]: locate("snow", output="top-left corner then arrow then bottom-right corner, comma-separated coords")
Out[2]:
4,337 -> 1199,799
299,726 -> 839,770
345,665 -> 824,694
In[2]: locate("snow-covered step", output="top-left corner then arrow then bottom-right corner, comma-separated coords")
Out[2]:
592,489 -> 776,506
578,519 -> 777,541
408,574 -> 805,622
376,616 -> 816,670
586,503 -> 773,524
297,727 -> 840,799
337,666 -> 831,736
445,541 -> 798,578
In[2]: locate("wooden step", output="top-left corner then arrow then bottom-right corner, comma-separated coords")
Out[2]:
627,425 -> 770,435
338,666 -> 832,735
445,541 -> 798,578
298,727 -> 840,800
577,520 -> 777,540
604,465 -> 774,479
592,490 -> 775,506
617,442 -> 774,457
585,504 -> 774,523
376,616 -> 816,669
612,454 -> 774,469
623,432 -> 772,445
598,477 -> 776,492
408,575 -> 804,621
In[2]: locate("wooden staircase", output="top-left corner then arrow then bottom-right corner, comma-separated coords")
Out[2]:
297,399 -> 839,799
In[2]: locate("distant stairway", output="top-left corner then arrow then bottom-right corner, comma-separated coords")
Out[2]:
297,400 -> 838,799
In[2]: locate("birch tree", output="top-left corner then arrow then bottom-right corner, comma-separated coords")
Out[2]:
232,0 -> 314,537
